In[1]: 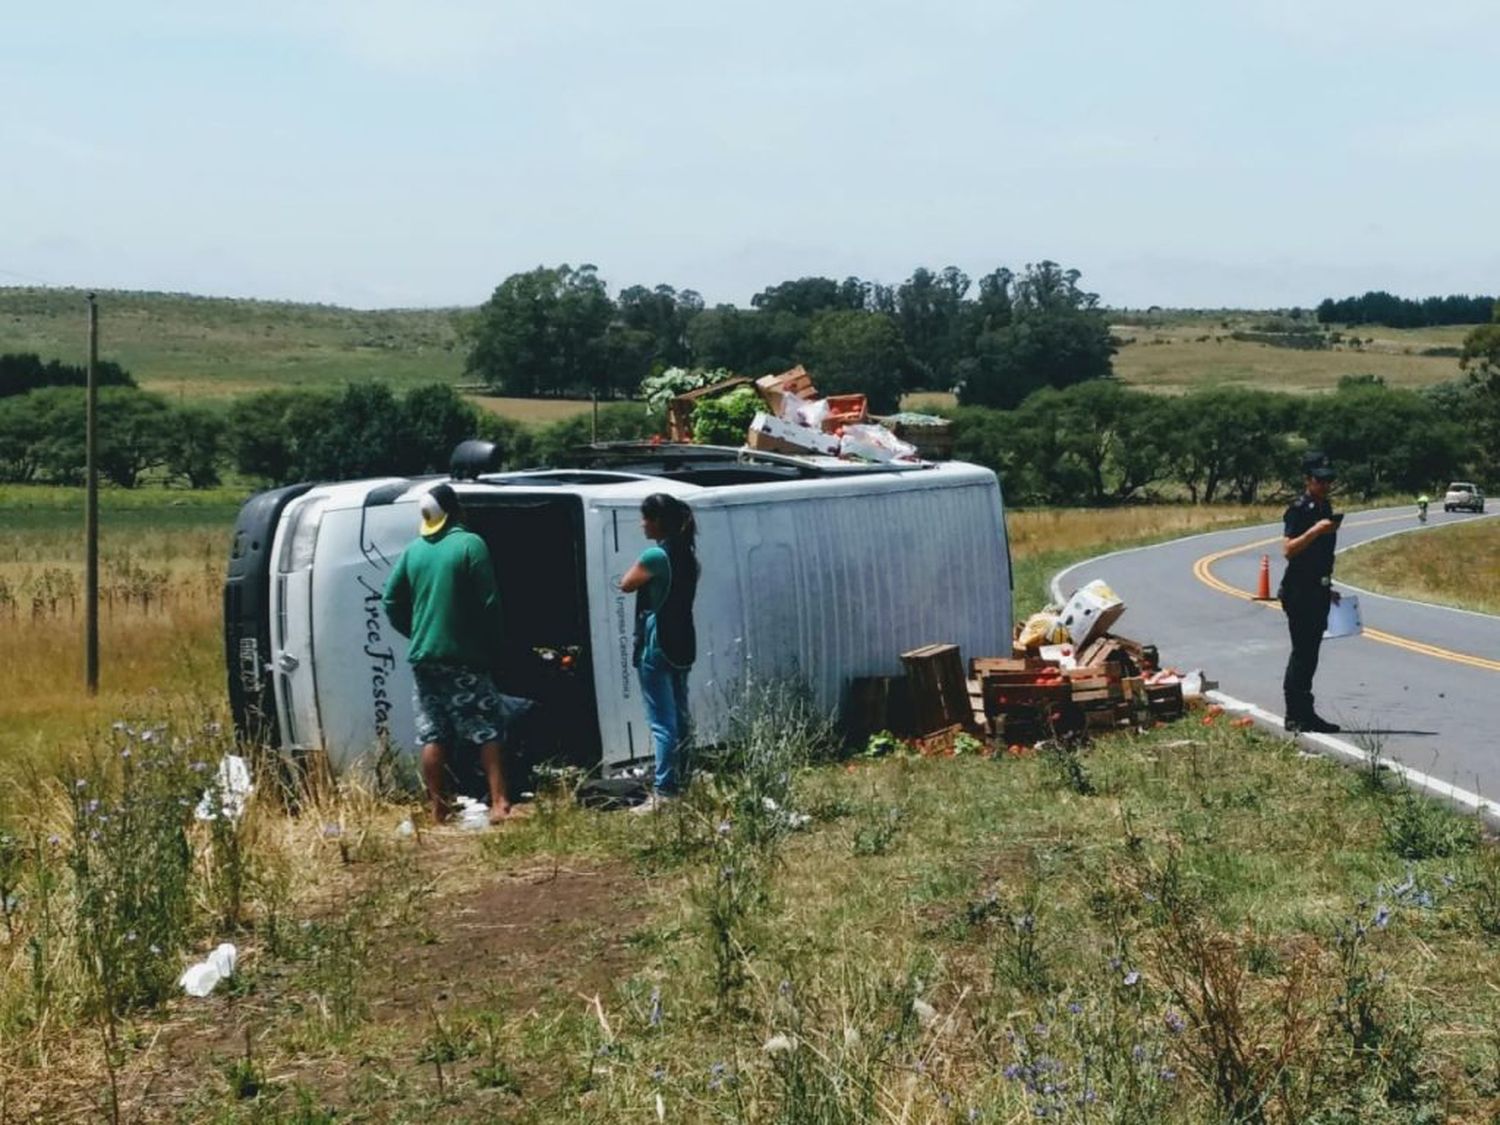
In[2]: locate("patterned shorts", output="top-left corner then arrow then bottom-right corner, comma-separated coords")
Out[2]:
410,663 -> 512,749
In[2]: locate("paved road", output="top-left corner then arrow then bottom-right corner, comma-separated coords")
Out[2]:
1053,506 -> 1500,803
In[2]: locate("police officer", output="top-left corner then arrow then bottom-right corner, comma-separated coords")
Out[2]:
1280,451 -> 1343,734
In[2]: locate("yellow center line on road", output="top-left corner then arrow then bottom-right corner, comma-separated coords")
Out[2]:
1190,516 -> 1500,674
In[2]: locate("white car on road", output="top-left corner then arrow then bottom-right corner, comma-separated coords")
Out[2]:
1443,482 -> 1486,513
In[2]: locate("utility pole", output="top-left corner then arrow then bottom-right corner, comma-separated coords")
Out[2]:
85,294 -> 99,694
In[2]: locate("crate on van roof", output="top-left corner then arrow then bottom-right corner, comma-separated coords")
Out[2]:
666,375 -> 754,442
755,365 -> 821,417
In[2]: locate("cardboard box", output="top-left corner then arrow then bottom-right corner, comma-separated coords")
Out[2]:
746,412 -> 840,457
1056,580 -> 1126,648
755,366 -> 821,420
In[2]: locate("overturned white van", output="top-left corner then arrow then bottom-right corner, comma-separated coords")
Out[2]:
224,444 -> 1012,778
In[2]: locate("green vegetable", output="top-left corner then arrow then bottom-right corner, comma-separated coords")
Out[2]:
691,386 -> 761,445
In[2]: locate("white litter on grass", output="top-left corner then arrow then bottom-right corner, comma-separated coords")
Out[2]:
912,998 -> 938,1027
193,755 -> 253,822
395,818 -> 414,838
454,796 -> 490,831
761,796 -> 812,832
762,1033 -> 794,1054
179,942 -> 237,997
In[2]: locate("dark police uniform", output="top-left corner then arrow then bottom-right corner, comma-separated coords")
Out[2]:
1279,488 -> 1337,725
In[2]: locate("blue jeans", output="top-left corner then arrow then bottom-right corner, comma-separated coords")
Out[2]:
638,653 -> 690,796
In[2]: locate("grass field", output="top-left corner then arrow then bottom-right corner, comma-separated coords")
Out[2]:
1339,516 -> 1500,616
0,287 -> 466,399
467,394 -> 601,425
4,487 -> 1499,1119
3,289 -> 1478,432
1109,320 -> 1467,395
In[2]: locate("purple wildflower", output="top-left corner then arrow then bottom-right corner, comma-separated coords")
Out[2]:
1165,1010 -> 1186,1034
1373,904 -> 1392,929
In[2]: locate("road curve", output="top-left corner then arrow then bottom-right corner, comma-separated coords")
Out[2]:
1051,506 -> 1500,806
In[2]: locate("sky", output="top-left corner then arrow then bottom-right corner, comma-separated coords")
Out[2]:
2,0 -> 1496,311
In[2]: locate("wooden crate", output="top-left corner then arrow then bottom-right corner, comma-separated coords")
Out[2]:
844,675 -> 914,739
1145,681 -> 1185,720
911,723 -> 966,757
666,375 -> 754,441
901,643 -> 972,736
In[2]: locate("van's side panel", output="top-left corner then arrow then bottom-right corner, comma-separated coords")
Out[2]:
308,501 -> 419,772
591,468 -> 1009,773
717,474 -> 1009,724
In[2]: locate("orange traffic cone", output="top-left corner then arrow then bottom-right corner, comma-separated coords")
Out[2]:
1255,554 -> 1272,600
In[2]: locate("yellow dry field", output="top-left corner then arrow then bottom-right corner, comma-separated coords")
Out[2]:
1006,503 -> 1280,559
465,394 -> 598,424
1110,323 -> 1465,394
902,323 -> 1469,406
0,518 -> 230,768
1339,517 -> 1500,616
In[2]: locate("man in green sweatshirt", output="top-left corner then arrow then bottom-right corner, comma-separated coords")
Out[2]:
382,483 -> 510,824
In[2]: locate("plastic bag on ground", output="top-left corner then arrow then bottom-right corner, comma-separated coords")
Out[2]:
193,755 -> 253,822
179,941 -> 237,997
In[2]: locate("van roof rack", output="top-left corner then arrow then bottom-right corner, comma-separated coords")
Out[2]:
563,442 -> 933,480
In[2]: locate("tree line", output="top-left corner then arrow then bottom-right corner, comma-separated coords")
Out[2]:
463,261 -> 1115,412
1315,292 -> 1496,329
1,352 -> 135,397
4,370 -> 1489,504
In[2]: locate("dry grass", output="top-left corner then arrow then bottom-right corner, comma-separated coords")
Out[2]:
1006,504 -> 1281,560
465,393 -> 599,425
1111,323 -> 1465,395
902,320 -> 1469,404
1339,517 -> 1500,615
0,504 -> 232,762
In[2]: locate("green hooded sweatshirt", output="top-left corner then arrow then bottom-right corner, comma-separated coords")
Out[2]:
381,525 -> 502,669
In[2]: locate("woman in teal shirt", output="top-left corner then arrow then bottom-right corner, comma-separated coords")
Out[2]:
617,494 -> 698,809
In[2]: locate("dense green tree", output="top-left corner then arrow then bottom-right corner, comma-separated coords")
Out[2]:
1302,381 -> 1467,499
895,266 -> 972,390
464,264 -> 615,397
617,284 -> 703,370
526,403 -> 657,466
800,310 -> 907,414
395,383 -> 482,474
0,352 -> 134,397
685,306 -> 803,376
956,262 -> 1114,408
750,276 -> 869,317
164,404 -> 225,489
226,390 -> 315,485
1166,388 -> 1295,503
1316,291 -> 1494,328
0,390 -> 50,480
1460,311 -> 1500,480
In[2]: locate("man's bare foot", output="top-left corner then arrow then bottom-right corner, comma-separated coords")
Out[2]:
488,802 -> 512,825
430,798 -> 455,824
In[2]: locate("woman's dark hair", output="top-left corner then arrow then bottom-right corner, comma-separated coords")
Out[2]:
642,493 -> 697,565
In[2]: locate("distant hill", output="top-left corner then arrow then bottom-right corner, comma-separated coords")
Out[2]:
0,287 -> 468,399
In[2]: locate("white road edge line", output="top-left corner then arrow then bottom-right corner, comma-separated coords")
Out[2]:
1047,510 -> 1500,830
